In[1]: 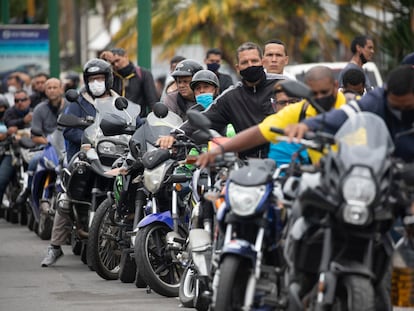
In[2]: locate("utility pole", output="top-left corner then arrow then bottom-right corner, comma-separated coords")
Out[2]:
137,0 -> 151,70
1,0 -> 10,24
48,0 -> 60,77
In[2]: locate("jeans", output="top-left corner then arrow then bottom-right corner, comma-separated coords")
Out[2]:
0,155 -> 15,202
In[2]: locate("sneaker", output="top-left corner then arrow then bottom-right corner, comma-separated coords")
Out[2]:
41,246 -> 63,267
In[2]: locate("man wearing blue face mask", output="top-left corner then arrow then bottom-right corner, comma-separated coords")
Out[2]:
204,48 -> 234,94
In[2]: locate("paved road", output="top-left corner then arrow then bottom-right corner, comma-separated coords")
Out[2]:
0,218 -> 183,311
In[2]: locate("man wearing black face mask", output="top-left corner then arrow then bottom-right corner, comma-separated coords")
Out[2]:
196,65 -> 346,168
157,41 -> 282,159
204,48 -> 234,94
338,35 -> 375,91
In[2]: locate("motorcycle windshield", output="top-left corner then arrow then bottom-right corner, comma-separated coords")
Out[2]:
143,110 -> 183,150
334,112 -> 394,174
83,97 -> 141,146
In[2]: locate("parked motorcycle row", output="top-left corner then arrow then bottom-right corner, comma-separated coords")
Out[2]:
2,80 -> 414,310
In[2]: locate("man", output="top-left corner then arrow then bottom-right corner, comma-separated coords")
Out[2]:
196,65 -> 346,168
262,39 -> 295,80
338,35 -> 375,90
281,65 -> 414,311
162,55 -> 186,98
29,72 -> 48,108
158,42 -> 281,159
100,47 -> 158,117
204,48 -> 233,94
340,67 -> 366,100
163,59 -> 203,120
15,78 -> 66,206
63,58 -> 118,162
0,95 -> 12,208
4,89 -> 33,134
41,59 -> 118,268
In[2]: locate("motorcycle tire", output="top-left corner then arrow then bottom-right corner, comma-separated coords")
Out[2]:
26,204 -> 35,231
71,230 -> 82,255
179,265 -> 196,308
135,223 -> 185,297
37,211 -> 53,240
328,275 -> 375,311
214,255 -> 251,311
135,268 -> 146,288
19,203 -> 28,226
119,248 -> 136,283
87,198 -> 120,280
80,241 -> 88,264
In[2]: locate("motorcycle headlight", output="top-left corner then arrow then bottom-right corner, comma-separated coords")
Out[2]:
227,182 -> 267,216
342,167 -> 376,206
97,141 -> 127,156
342,167 -> 375,225
143,163 -> 168,193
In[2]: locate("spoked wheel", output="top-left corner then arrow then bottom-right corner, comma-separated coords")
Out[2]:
135,223 -> 185,297
214,255 -> 251,311
87,198 -> 121,280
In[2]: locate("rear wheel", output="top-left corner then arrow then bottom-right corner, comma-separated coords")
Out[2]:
37,201 -> 53,240
119,248 -> 136,283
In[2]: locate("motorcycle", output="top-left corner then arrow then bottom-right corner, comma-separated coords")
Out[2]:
133,127 -> 199,297
277,80 -> 398,310
86,102 -> 182,282
29,129 -> 66,240
57,91 -> 139,264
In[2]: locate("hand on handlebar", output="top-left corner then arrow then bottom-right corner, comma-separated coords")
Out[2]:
284,123 -> 310,142
196,148 -> 221,169
156,135 -> 176,149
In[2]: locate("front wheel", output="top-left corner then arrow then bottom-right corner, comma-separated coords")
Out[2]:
87,198 -> 121,280
329,275 -> 375,311
214,255 -> 251,311
179,265 -> 196,307
135,223 -> 185,297
37,201 -> 53,240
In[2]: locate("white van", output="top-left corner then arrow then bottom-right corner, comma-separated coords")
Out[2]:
284,62 -> 383,88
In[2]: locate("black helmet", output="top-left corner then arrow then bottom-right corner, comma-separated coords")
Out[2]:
83,58 -> 113,95
171,59 -> 203,78
190,70 -> 220,90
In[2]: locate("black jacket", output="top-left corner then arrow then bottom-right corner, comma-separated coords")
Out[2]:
181,73 -> 280,158
112,62 -> 158,117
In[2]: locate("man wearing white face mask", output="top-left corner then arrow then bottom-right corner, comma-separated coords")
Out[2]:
62,58 -> 119,163
40,58 -> 120,268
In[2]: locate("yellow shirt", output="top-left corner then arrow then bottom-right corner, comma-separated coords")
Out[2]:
258,92 -> 347,163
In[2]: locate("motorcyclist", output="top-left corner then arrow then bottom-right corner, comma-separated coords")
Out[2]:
163,59 -> 203,120
40,58 -> 121,267
0,95 -> 12,211
195,65 -> 347,168
282,64 -> 414,311
157,41 -> 282,159
62,58 -> 119,162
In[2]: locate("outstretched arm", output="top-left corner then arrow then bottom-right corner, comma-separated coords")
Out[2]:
196,125 -> 267,168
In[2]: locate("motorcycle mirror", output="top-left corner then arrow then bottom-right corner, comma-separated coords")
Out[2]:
187,110 -> 212,132
65,89 -> 79,102
114,97 -> 129,110
153,102 -> 169,118
57,113 -> 92,129
278,79 -> 326,114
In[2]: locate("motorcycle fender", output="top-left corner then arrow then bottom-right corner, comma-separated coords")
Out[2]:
137,210 -> 173,230
221,239 -> 257,266
188,229 -> 211,252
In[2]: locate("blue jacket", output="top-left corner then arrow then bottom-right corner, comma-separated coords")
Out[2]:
63,91 -> 96,162
304,87 -> 414,162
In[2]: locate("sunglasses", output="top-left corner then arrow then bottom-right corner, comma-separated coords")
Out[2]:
15,98 -> 28,103
272,98 -> 301,106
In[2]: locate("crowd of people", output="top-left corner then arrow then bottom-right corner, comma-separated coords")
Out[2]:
1,35 -> 414,310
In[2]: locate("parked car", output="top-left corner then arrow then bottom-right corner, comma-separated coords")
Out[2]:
284,61 -> 383,88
